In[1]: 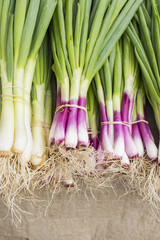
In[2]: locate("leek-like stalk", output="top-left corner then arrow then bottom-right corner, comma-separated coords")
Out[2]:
121,34 -> 138,158
64,0 -> 86,148
113,42 -> 125,159
31,37 -> 52,167
137,85 -> 158,160
12,0 -> 57,156
31,84 -> 46,166
0,2 -> 14,154
49,81 -> 61,145
132,103 -> 144,157
87,84 -> 99,150
95,72 -> 114,156
22,60 -> 36,162
45,84 -> 52,147
12,0 -> 41,153
50,12 -> 70,146
127,2 -> 160,161
100,59 -> 114,146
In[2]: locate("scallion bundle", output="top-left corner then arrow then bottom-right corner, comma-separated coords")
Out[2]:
0,0 -> 57,214
49,0 -> 143,155
124,0 -> 160,206
126,1 -> 160,161
90,33 -> 156,170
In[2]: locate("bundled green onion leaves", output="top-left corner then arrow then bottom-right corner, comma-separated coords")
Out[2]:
0,0 -> 57,217
49,0 -> 143,159
125,0 -> 160,207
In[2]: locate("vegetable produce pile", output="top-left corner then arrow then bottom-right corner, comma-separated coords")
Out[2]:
1,0 -> 160,219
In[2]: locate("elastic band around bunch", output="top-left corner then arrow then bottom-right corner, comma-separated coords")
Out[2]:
56,104 -> 86,113
101,119 -> 148,127
2,86 -> 30,96
1,94 -> 29,104
31,121 -> 51,129
132,119 -> 148,124
31,121 -> 45,128
88,131 -> 100,135
45,122 -> 51,129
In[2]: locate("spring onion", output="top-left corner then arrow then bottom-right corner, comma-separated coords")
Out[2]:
49,0 -> 143,152
31,36 -> 52,166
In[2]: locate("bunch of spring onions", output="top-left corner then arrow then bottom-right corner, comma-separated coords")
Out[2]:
91,35 -> 157,171
0,0 -> 57,209
126,0 -> 160,162
0,0 -> 56,164
49,0 -> 143,155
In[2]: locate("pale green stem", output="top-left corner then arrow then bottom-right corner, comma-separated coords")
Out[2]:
31,83 -> 46,166
12,66 -> 27,153
0,60 -> 14,153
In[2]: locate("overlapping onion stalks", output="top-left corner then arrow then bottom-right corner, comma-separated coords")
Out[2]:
48,0 -> 143,181
126,0 -> 160,207
31,36 -> 52,167
91,35 -> 156,175
29,38 -> 58,192
0,0 -> 57,216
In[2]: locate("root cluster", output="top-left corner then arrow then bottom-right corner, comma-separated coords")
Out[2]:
1,148 -> 160,223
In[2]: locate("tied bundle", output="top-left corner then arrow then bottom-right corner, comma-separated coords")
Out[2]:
125,0 -> 160,208
0,0 -> 57,219
46,0 -> 143,187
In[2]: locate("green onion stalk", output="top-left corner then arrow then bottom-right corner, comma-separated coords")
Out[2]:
121,34 -> 139,159
44,82 -> 53,148
31,36 -> 52,167
0,0 -> 14,156
136,83 -> 157,160
49,8 -> 70,146
132,102 -> 145,157
87,82 -> 106,172
49,0 -> 143,150
12,0 -> 57,162
95,53 -> 115,170
126,1 -> 159,161
87,84 -> 99,151
0,0 -> 16,207
48,69 -> 60,146
131,69 -> 145,158
93,71 -> 113,171
49,80 -> 61,145
95,72 -> 114,157
0,80 -> 2,116
112,40 -> 131,166
84,84 -> 99,168
100,57 -> 114,148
